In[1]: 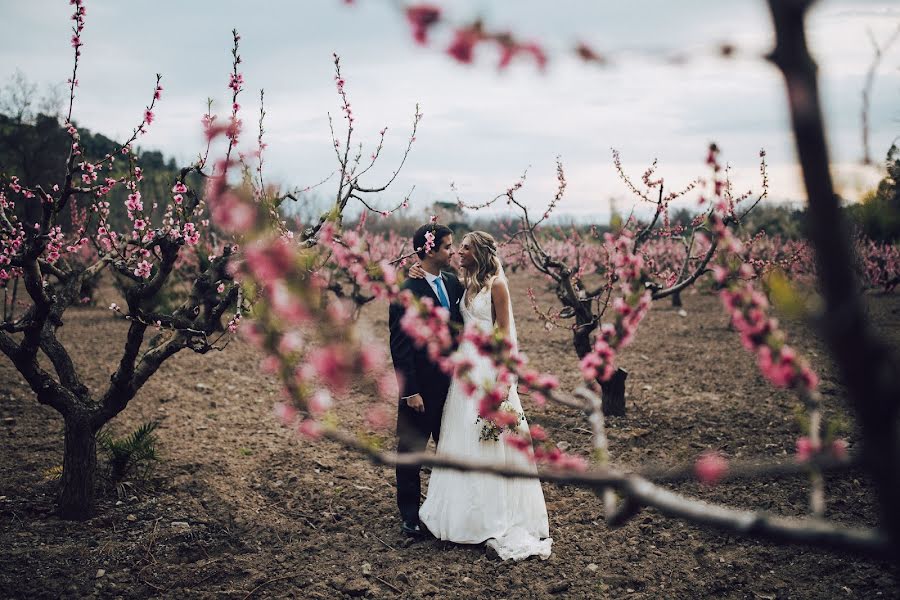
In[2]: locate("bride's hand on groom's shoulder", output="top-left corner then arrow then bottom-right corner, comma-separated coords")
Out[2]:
407,263 -> 426,279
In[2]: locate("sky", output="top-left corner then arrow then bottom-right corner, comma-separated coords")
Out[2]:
1,0 -> 899,223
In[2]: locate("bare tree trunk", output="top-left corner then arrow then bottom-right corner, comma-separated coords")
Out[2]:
57,414 -> 97,520
601,368 -> 628,417
573,317 -> 629,416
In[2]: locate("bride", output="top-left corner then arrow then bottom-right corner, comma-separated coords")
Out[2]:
411,231 -> 551,561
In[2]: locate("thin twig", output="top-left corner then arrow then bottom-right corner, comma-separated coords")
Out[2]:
373,575 -> 402,594
373,533 -> 396,551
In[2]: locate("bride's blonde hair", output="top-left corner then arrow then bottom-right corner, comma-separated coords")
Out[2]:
462,231 -> 501,304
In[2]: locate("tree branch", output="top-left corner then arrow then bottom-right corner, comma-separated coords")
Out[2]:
323,427 -> 887,556
650,234 -> 718,300
765,0 -> 900,565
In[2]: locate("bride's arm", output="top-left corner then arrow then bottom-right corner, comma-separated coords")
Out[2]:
491,278 -> 513,397
491,278 -> 511,340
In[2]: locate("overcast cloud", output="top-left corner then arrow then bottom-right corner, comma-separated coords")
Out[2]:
1,0 -> 898,221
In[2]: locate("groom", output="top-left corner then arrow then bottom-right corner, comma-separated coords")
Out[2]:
388,223 -> 464,537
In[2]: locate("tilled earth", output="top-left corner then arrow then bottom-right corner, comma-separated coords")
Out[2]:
0,274 -> 898,599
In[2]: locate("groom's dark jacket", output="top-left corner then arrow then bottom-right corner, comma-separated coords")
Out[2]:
388,271 -> 465,401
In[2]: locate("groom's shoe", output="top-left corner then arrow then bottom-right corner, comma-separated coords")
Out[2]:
400,520 -> 426,538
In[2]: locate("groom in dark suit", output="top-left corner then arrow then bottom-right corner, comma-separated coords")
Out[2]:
388,223 -> 464,537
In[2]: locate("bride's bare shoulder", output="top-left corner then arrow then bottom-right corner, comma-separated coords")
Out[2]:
490,276 -> 509,302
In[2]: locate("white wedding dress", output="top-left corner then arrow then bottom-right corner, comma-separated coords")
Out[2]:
419,276 -> 552,561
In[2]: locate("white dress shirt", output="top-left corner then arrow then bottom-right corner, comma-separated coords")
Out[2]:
424,270 -> 449,308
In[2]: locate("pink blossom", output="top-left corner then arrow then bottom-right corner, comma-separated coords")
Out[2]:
405,4 -> 441,45
505,434 -> 532,454
580,338 -> 615,382
297,419 -> 322,440
308,345 -> 351,392
422,230 -> 436,254
365,405 -> 392,430
830,438 -> 849,460
477,388 -> 505,418
447,28 -> 481,63
551,453 -> 588,471
277,331 -> 304,355
326,299 -> 352,326
529,424 -> 547,441
695,451 -> 728,485
133,260 -> 152,279
498,41 -> 547,71
126,191 -> 143,212
795,436 -> 820,462
712,264 -> 728,284
308,389 -> 333,415
273,402 -> 298,425
268,280 -> 310,325
379,260 -> 397,287
228,72 -> 244,92
798,365 -> 819,391
535,373 -> 559,389
210,190 -> 255,233
260,355 -> 280,375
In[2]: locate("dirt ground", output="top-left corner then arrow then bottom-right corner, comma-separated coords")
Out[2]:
1,273 -> 898,599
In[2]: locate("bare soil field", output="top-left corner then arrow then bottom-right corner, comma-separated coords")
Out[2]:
1,274 -> 898,599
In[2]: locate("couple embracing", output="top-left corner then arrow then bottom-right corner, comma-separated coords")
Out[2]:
388,223 -> 551,561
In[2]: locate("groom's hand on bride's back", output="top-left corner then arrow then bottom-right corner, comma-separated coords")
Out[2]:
404,394 -> 425,412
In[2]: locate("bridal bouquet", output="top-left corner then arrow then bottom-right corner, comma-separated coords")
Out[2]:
476,400 -> 525,442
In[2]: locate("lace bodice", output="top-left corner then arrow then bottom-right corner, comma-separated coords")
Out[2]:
461,286 -> 494,328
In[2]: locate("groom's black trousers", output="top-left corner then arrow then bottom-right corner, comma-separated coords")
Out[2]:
389,273 -> 463,525
396,389 -> 447,524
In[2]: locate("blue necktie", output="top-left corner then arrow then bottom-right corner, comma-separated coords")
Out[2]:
434,276 -> 450,310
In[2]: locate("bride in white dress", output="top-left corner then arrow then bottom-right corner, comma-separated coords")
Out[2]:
416,231 -> 552,561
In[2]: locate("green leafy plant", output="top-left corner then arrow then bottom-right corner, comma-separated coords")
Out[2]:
96,421 -> 161,485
